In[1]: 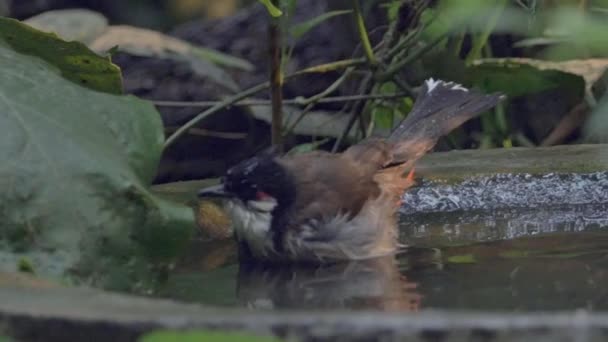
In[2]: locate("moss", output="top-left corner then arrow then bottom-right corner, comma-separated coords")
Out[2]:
139,330 -> 283,342
17,257 -> 35,274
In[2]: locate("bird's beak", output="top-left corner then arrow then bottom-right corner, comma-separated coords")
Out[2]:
197,184 -> 234,199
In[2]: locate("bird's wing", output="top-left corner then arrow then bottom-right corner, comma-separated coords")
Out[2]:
279,152 -> 380,222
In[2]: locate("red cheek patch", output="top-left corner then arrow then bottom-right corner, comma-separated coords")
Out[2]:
256,190 -> 272,201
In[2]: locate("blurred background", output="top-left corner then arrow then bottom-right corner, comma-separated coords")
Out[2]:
5,0 -> 608,183
8,0 -> 247,27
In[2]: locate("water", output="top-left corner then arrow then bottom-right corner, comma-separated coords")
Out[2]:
154,173 -> 608,312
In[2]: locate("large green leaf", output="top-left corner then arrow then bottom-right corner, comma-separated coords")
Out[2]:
467,58 -> 585,98
0,17 -> 122,94
0,18 -> 194,290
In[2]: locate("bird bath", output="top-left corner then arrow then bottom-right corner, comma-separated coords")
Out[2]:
145,145 -> 608,313
155,202 -> 608,313
2,144 -> 608,341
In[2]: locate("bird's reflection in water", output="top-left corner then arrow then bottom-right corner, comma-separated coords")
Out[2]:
236,255 -> 421,312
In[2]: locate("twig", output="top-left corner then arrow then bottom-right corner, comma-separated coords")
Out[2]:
383,1 -> 431,62
352,0 -> 377,65
465,0 -> 507,63
332,73 -> 374,152
161,57 -> 368,149
379,5 -> 401,55
377,31 -> 449,81
163,81 -> 270,149
384,27 -> 421,61
283,67 -> 355,135
164,126 -> 247,139
153,92 -> 410,108
269,0 -> 283,151
391,75 -> 415,97
162,56 -> 375,149
293,58 -> 366,74
333,108 -> 361,152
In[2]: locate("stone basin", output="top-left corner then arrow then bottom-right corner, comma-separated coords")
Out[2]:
1,278 -> 608,342
3,144 -> 608,341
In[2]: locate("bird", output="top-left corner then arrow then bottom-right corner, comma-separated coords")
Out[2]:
198,79 -> 503,264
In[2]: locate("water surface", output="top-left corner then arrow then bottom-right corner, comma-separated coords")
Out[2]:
155,173 -> 608,312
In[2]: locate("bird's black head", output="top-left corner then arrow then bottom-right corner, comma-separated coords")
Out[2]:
198,156 -> 296,210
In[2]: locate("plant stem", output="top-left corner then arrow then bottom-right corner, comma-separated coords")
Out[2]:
153,92 -> 410,108
377,31 -> 448,81
283,67 -> 355,135
384,28 -> 420,60
465,0 -> 507,63
269,0 -> 284,151
163,82 -> 270,150
293,58 -> 366,74
352,0 -> 377,65
164,126 -> 247,139
390,75 -> 415,97
162,52 -> 382,148
332,73 -> 374,152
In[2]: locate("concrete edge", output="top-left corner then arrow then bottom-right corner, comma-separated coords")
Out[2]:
1,285 -> 608,341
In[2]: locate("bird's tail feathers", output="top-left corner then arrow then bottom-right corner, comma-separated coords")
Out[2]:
388,79 -> 503,164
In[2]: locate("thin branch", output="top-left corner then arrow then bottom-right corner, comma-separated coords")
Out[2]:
269,0 -> 283,150
153,92 -> 410,108
162,57 -> 369,149
377,0 -> 406,59
164,126 -> 247,139
384,26 -> 421,61
377,31 -> 449,81
283,67 -> 355,135
332,73 -> 374,152
292,58 -> 366,74
332,106 -> 361,153
391,75 -> 415,97
352,0 -> 377,65
383,1 -> 432,62
163,81 -> 271,149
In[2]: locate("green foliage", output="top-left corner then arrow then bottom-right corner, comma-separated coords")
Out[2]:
139,330 -> 283,342
467,60 -> 585,98
0,17 -> 122,94
0,18 -> 193,289
287,138 -> 330,155
533,7 -> 608,59
398,1 -> 608,147
258,0 -> 608,149
371,82 -> 411,131
384,0 -> 404,22
258,0 -> 283,17
464,0 -> 507,63
446,254 -> 477,264
17,257 -> 35,274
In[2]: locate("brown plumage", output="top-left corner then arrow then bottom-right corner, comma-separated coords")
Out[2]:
198,79 -> 503,263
